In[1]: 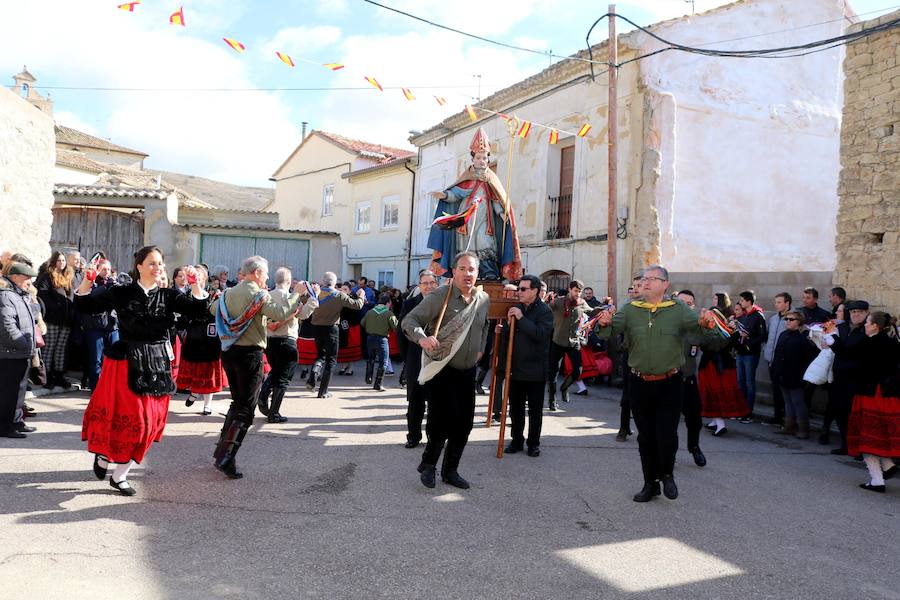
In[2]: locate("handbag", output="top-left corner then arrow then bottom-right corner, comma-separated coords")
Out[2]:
803,348 -> 834,385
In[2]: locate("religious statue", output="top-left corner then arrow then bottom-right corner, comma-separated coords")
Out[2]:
427,127 -> 523,281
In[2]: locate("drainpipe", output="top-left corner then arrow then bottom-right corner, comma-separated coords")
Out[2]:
404,156 -> 417,288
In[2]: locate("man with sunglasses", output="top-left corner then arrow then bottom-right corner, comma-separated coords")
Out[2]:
596,265 -> 718,503
497,275 -> 554,457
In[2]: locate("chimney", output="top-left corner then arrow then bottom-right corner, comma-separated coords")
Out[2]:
301,121 -> 308,140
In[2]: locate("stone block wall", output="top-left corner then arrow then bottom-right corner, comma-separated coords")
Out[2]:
835,11 -> 900,312
0,88 -> 55,265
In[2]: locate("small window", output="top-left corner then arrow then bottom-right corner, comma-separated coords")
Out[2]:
356,202 -> 371,233
377,270 -> 394,289
322,184 -> 334,216
382,195 -> 400,229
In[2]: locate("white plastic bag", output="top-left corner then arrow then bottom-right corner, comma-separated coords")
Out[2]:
803,348 -> 834,385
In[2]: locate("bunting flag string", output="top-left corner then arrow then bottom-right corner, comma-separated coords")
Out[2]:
169,6 -> 185,26
114,5 -> 600,141
223,38 -> 246,53
276,51 -> 295,67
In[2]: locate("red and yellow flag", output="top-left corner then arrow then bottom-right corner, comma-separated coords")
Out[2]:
323,62 -> 345,71
223,38 -> 245,53
117,2 -> 140,11
548,129 -> 559,145
517,121 -> 532,139
364,76 -> 383,91
401,88 -> 415,101
577,124 -> 592,137
169,6 -> 185,26
465,105 -> 477,122
434,96 -> 447,106
275,52 -> 295,67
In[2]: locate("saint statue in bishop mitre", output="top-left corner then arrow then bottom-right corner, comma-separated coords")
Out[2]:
426,127 -> 523,281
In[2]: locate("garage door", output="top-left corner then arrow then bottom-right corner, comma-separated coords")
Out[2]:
200,234 -> 310,282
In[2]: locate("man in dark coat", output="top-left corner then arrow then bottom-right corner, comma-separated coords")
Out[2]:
400,270 -> 439,448
500,274 -> 554,457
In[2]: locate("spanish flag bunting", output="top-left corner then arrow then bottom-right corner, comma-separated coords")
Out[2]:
465,105 -> 477,122
364,76 -> 383,91
517,120 -> 532,139
169,6 -> 185,26
577,123 -> 592,137
402,88 -> 415,101
276,52 -> 295,67
434,96 -> 447,106
117,2 -> 140,11
323,63 -> 345,71
223,38 -> 246,53
548,129 -> 559,145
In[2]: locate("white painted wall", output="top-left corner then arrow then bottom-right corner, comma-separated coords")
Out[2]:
632,0 -> 847,272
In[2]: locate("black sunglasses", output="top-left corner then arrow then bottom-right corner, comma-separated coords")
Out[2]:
518,286 -> 533,292
784,317 -> 798,322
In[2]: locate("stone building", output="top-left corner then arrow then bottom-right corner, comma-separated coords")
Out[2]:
0,85 -> 54,263
409,0 -> 848,305
834,9 -> 900,312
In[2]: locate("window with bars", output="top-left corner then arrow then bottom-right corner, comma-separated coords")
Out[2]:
546,145 -> 574,240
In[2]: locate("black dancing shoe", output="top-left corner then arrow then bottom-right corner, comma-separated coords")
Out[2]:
859,482 -> 886,493
202,409 -> 213,416
216,458 -> 243,479
691,447 -> 707,467
109,477 -> 137,496
441,471 -> 470,489
526,447 -> 541,457
419,464 -> 436,488
93,455 -> 109,480
883,465 -> 898,480
712,427 -> 728,437
267,414 -> 288,424
404,440 -> 420,449
185,394 -> 196,407
15,423 -> 36,433
633,481 -> 661,502
661,474 -> 678,499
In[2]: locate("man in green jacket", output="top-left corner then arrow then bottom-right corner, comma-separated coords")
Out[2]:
597,265 -> 717,503
361,292 -> 399,391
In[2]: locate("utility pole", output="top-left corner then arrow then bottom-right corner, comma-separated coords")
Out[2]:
607,4 -> 618,302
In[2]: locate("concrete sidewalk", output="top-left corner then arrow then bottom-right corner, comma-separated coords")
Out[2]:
0,371 -> 897,599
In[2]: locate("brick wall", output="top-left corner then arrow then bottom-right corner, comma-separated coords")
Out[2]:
0,88 -> 54,265
834,10 -> 900,312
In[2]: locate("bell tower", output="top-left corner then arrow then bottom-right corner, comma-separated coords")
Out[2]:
10,66 -> 53,115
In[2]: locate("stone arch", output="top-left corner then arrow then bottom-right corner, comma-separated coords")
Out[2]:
540,269 -> 570,294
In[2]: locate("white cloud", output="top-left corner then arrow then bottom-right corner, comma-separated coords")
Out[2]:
0,1 -> 298,186
263,25 -> 343,57
53,111 -> 99,136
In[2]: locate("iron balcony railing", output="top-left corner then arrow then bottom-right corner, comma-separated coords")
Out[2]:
546,193 -> 573,240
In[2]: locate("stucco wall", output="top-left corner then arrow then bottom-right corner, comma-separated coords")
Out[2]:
0,88 -> 54,264
631,0 -> 847,273
834,9 -> 900,312
346,165 -> 414,288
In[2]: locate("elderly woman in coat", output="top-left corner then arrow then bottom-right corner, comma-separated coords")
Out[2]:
0,261 -> 39,438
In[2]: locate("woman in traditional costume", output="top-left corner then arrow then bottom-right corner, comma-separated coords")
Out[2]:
336,283 -> 363,376
75,246 -> 210,496
828,312 -> 899,493
698,294 -> 747,436
178,266 -> 227,416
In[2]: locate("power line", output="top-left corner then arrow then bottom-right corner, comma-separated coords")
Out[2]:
35,84 -> 482,92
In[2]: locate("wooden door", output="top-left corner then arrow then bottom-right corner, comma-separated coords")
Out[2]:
50,207 -> 144,272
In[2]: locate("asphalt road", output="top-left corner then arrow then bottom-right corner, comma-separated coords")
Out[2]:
1,371 -> 898,600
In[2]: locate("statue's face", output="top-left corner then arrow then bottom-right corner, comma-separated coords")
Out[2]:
472,151 -> 489,170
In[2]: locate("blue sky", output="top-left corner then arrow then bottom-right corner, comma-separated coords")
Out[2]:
2,0 -> 897,185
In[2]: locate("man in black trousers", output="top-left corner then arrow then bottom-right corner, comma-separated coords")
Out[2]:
675,290 -> 706,467
500,275 -> 554,457
400,269 -> 439,448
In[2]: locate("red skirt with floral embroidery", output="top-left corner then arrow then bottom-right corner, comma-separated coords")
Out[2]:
388,329 -> 401,359
82,357 -> 170,464
337,325 -> 362,363
847,386 -> 900,457
698,362 -> 747,418
177,359 -> 227,394
562,346 -> 601,380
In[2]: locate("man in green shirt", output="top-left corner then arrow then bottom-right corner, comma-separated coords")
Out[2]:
361,292 -> 399,391
597,265 -> 716,502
